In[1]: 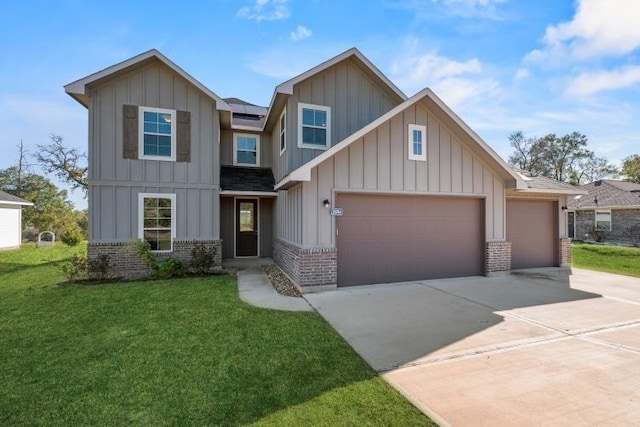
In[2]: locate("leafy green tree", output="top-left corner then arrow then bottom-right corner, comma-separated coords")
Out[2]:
508,131 -> 617,185
621,154 -> 640,183
0,167 -> 75,236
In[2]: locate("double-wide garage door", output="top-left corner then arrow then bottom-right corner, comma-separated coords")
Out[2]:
336,194 -> 484,287
506,199 -> 557,269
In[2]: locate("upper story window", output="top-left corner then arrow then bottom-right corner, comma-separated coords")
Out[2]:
138,193 -> 176,252
298,103 -> 331,150
595,210 -> 611,231
139,107 -> 176,161
279,108 -> 286,155
408,124 -> 427,161
234,133 -> 260,166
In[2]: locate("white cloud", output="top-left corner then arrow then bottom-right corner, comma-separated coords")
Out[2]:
290,25 -> 312,41
387,0 -> 506,19
237,0 -> 290,22
389,42 -> 499,107
515,68 -> 530,79
565,66 -> 640,96
526,0 -> 640,63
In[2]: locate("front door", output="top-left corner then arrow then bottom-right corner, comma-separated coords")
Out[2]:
236,199 -> 258,257
568,211 -> 575,238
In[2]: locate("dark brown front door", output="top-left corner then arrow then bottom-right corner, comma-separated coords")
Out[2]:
236,199 -> 258,257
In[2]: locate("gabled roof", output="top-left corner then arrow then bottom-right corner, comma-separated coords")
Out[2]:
65,49 -> 231,112
567,180 -> 640,209
276,87 -> 527,191
263,47 -> 407,132
513,170 -> 585,195
0,190 -> 33,206
276,47 -> 406,100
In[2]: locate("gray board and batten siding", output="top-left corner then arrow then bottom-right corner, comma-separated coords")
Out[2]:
275,98 -> 507,249
273,57 -> 403,183
87,60 -> 220,242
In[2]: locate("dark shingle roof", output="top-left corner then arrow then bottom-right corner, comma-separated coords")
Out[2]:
220,166 -> 275,193
0,190 -> 32,205
567,180 -> 640,209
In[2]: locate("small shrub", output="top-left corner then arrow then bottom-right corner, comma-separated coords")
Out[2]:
61,253 -> 88,282
156,257 -> 185,279
590,228 -> 606,243
129,239 -> 157,273
88,254 -> 112,281
60,225 -> 83,246
190,242 -> 217,274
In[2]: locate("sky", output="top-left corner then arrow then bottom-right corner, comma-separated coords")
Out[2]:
1,0 -> 640,209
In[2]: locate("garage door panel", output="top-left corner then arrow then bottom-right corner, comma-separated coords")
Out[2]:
507,199 -> 557,269
336,194 -> 483,286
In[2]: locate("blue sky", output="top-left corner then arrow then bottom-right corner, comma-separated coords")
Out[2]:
2,0 -> 639,209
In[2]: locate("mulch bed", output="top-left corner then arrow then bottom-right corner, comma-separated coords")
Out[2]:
263,264 -> 302,298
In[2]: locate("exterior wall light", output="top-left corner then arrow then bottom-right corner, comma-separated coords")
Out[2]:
322,199 -> 331,209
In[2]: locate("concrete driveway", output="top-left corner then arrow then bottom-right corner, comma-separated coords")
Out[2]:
305,268 -> 640,426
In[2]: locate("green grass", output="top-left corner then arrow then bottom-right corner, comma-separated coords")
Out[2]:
0,244 -> 431,426
572,243 -> 640,278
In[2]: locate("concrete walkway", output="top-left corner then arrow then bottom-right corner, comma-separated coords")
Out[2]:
229,259 -> 313,312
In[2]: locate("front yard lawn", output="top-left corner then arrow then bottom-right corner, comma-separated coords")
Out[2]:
572,243 -> 640,278
0,244 -> 431,425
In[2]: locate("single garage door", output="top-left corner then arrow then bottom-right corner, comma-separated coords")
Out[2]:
506,199 -> 557,269
336,194 -> 484,287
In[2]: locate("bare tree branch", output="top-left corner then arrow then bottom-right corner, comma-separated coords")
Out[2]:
35,135 -> 88,197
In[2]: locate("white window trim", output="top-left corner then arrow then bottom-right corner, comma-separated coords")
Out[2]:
233,133 -> 260,167
595,209 -> 612,231
279,108 -> 286,156
298,102 -> 331,150
138,193 -> 176,253
138,106 -> 177,161
408,124 -> 427,161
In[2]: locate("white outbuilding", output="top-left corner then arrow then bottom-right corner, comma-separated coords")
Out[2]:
0,190 -> 33,250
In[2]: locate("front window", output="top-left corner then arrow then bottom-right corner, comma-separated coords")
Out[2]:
279,109 -> 286,155
139,193 -> 176,252
408,124 -> 426,161
234,133 -> 260,166
139,107 -> 176,161
595,210 -> 611,231
298,103 -> 331,149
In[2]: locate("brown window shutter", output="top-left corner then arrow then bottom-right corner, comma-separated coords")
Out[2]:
176,110 -> 191,162
122,105 -> 138,159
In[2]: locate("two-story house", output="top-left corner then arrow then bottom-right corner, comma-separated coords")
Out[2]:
65,48 -> 581,291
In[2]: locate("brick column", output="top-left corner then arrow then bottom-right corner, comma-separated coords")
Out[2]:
559,237 -> 572,268
273,239 -> 337,292
485,241 -> 511,275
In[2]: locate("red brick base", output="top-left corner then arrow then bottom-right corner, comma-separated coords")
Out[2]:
273,239 -> 337,291
87,239 -> 222,279
485,241 -> 511,275
559,237 -> 572,267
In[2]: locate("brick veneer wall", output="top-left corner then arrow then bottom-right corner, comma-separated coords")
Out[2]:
485,241 -> 511,275
575,209 -> 640,242
273,238 -> 337,290
87,239 -> 222,278
559,237 -> 571,267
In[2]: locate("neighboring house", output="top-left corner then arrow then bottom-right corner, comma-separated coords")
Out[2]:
0,190 -> 33,250
65,48 -> 581,291
567,180 -> 640,243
